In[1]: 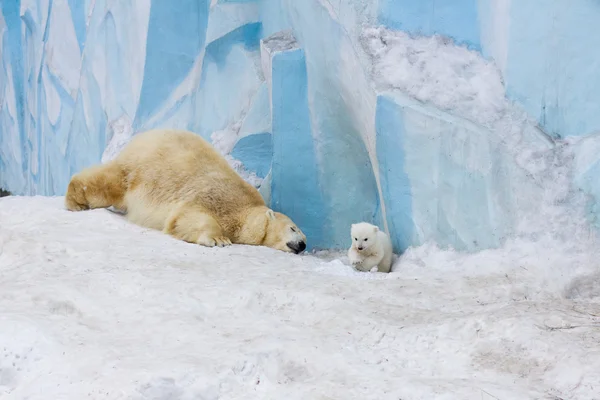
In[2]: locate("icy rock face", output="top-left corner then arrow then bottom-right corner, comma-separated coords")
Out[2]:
1,0 -> 599,252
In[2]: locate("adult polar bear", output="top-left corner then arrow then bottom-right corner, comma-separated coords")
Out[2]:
65,129 -> 307,254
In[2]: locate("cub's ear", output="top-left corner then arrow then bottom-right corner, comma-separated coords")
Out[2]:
266,209 -> 276,220
373,226 -> 379,232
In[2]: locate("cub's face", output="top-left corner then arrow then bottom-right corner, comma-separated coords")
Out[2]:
263,210 -> 307,254
351,222 -> 378,252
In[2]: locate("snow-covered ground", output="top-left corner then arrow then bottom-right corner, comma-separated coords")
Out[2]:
1,196 -> 600,399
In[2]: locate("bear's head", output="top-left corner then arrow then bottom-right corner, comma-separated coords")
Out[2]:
351,222 -> 379,252
262,209 -> 307,254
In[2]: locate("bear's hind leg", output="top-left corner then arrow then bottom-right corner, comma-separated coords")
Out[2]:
164,204 -> 232,248
65,163 -> 126,211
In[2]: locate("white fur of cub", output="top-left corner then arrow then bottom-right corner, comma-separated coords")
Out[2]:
347,222 -> 393,273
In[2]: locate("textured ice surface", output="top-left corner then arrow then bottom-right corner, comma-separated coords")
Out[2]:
1,196 -> 600,399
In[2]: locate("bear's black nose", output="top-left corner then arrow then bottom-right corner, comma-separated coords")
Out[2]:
297,241 -> 306,252
287,241 -> 306,254
358,246 -> 363,251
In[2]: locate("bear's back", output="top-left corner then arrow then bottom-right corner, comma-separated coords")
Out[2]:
116,129 -> 265,216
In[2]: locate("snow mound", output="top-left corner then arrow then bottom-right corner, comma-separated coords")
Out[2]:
1,196 -> 599,399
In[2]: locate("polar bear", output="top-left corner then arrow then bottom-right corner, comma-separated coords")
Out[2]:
347,222 -> 393,273
65,129 -> 307,254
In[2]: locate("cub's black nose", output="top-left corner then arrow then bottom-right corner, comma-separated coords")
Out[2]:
358,246 -> 363,251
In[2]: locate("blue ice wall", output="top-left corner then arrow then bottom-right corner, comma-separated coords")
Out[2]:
134,0 -> 209,129
270,45 -> 329,247
490,1 -> 600,139
1,0 -> 599,253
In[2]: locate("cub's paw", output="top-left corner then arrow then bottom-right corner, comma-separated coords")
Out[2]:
352,260 -> 373,272
349,256 -> 363,267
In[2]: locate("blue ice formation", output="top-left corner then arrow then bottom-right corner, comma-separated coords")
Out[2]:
1,0 -> 600,253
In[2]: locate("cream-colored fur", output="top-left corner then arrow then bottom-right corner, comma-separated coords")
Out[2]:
347,222 -> 393,273
65,129 -> 307,253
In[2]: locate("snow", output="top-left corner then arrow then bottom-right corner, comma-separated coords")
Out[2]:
1,196 -> 600,399
210,122 -> 242,156
362,26 -> 506,127
101,115 -> 134,164
222,154 -> 264,188
210,122 -> 265,189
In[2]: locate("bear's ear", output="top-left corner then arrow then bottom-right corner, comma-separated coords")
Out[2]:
266,209 -> 276,220
373,226 -> 379,232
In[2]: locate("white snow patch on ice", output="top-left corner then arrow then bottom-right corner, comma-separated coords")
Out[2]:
362,26 -> 506,127
0,196 -> 599,399
211,121 -> 264,188
223,155 -> 263,188
101,114 -> 134,163
210,120 -> 242,155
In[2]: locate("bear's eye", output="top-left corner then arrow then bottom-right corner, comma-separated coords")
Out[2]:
364,238 -> 368,241
290,226 -> 297,232
354,238 -> 357,241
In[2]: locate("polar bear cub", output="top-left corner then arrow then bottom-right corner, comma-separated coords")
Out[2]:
347,222 -> 393,273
